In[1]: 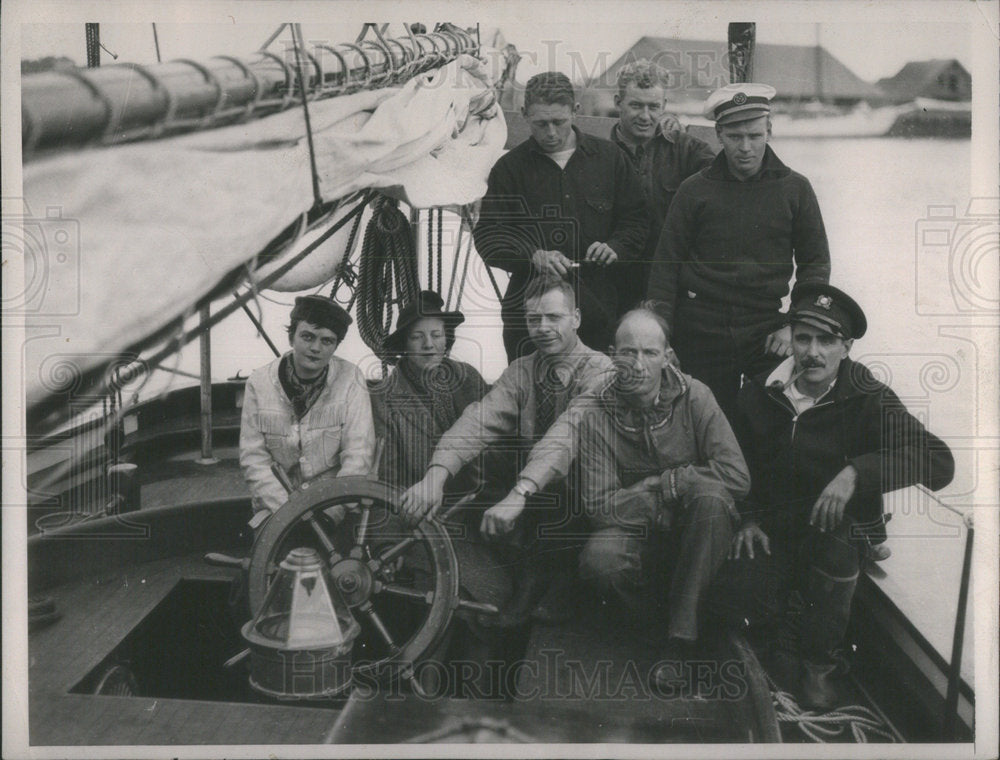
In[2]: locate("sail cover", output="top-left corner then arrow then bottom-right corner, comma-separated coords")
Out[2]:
19,54 -> 506,409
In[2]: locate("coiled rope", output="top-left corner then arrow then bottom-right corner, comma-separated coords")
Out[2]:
766,591 -> 900,743
355,195 -> 420,356
768,678 -> 899,743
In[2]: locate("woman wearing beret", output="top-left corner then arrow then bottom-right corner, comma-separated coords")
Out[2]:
239,295 -> 375,515
370,291 -> 488,493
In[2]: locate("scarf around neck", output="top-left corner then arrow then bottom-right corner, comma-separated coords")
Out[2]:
398,357 -> 466,433
279,354 -> 329,419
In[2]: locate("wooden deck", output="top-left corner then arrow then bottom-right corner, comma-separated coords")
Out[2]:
26,455 -> 972,745
29,553 -> 340,745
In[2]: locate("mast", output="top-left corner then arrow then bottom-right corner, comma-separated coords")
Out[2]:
727,23 -> 756,84
815,23 -> 824,103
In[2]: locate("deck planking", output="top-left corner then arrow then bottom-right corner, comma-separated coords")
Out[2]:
29,551 -> 339,746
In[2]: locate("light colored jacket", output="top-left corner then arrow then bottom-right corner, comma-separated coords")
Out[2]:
429,343 -> 614,479
239,354 -> 375,513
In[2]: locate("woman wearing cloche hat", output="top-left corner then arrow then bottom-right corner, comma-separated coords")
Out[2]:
239,294 -> 375,517
371,290 -> 488,492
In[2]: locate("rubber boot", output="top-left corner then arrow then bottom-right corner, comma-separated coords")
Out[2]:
798,566 -> 858,710
767,617 -> 803,696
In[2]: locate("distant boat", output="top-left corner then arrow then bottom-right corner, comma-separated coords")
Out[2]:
887,97 -> 971,137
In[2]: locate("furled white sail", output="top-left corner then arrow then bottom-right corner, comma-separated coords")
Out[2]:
20,53 -> 506,407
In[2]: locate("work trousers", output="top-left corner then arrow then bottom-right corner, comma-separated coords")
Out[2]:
577,482 -> 736,641
671,295 -> 786,424
707,516 -> 862,658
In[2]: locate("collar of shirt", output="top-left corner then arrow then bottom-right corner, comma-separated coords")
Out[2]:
708,143 -> 789,183
528,125 -> 597,158
611,121 -> 677,156
767,357 -> 837,414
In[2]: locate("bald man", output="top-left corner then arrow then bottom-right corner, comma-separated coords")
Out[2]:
562,308 -> 749,663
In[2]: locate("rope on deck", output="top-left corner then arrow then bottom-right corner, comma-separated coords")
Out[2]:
768,678 -> 898,743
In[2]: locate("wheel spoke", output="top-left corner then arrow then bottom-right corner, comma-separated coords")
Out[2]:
358,602 -> 400,652
374,535 -> 419,566
354,503 -> 372,549
303,513 -> 342,564
358,604 -> 427,697
379,584 -> 434,605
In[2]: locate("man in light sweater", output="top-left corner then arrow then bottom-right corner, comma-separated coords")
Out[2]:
400,275 -> 613,625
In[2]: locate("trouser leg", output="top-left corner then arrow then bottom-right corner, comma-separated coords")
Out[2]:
673,299 -> 785,424
797,517 -> 861,709
667,484 -> 736,641
672,334 -> 741,424
578,526 -> 661,620
798,518 -> 861,659
705,538 -> 794,629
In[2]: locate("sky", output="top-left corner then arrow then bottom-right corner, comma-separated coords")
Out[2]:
17,2 -> 978,85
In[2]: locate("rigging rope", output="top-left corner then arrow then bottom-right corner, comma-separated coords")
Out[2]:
426,208 -> 433,291
768,678 -> 898,743
356,196 -> 420,356
329,200 -> 368,311
445,213 -> 464,309
436,208 -> 444,294
291,23 -> 323,209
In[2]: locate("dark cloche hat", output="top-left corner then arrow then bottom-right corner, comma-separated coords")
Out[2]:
382,291 -> 465,356
290,295 -> 353,341
789,282 -> 867,340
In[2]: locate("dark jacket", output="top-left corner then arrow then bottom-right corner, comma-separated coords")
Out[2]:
734,357 -> 955,537
646,145 -> 830,328
611,123 -> 716,315
575,364 -> 750,530
473,128 -> 647,355
370,358 -> 488,490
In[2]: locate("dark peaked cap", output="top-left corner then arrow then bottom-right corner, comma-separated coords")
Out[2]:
789,282 -> 867,340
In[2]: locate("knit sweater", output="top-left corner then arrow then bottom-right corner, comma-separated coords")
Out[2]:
646,146 -> 830,325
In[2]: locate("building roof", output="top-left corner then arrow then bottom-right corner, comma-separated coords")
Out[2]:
875,59 -> 971,100
592,37 -> 882,101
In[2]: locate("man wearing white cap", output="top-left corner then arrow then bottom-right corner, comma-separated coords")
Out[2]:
646,83 -> 831,423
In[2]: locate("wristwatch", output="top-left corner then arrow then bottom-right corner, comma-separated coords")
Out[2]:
512,480 -> 536,498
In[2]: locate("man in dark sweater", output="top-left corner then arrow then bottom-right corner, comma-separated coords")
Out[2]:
610,59 -> 716,316
474,72 -> 647,362
646,83 -> 831,422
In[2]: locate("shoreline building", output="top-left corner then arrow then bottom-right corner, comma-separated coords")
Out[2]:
875,59 -> 972,104
579,36 -> 882,116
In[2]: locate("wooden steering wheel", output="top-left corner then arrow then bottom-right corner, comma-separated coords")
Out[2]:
246,475 -> 493,694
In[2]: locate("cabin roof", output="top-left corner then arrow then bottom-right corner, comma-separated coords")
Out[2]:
875,58 -> 971,100
590,36 -> 883,101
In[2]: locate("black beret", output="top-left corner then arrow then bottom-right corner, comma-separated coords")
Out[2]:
290,295 -> 352,341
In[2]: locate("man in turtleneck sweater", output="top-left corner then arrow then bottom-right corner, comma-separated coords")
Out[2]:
646,83 -> 831,424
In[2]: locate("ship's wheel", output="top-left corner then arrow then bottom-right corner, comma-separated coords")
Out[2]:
246,474 -> 492,693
